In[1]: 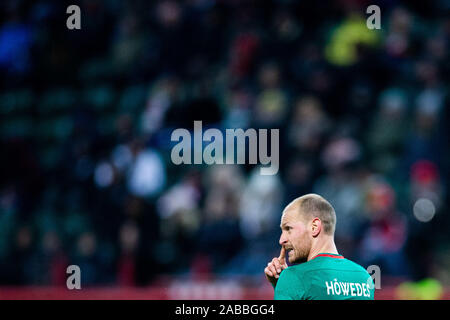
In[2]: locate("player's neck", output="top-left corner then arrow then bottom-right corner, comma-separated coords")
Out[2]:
307,239 -> 338,261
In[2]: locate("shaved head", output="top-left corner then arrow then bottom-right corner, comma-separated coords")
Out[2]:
283,194 -> 336,235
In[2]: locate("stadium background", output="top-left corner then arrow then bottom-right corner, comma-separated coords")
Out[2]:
0,0 -> 449,299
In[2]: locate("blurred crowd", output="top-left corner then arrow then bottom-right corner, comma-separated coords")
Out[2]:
0,0 -> 449,287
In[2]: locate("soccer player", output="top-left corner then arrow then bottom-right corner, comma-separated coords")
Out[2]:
264,194 -> 375,300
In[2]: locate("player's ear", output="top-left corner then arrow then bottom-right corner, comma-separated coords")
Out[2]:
311,218 -> 321,237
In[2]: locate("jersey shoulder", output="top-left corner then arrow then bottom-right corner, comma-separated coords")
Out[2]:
274,266 -> 306,300
300,256 -> 369,274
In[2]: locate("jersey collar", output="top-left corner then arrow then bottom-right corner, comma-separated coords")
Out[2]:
311,253 -> 344,260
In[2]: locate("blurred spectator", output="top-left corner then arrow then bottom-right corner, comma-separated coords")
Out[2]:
325,14 -> 380,66
253,62 -> 288,128
287,95 -> 331,155
357,178 -> 409,277
0,2 -> 33,77
117,221 -> 139,286
366,88 -> 409,173
238,167 -> 283,241
126,140 -> 166,198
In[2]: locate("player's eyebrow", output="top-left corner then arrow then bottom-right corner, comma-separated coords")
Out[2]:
280,223 -> 289,230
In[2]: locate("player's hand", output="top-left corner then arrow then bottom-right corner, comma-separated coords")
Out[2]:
264,247 -> 288,287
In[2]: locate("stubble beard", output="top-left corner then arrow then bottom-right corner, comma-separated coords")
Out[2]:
290,237 -> 311,264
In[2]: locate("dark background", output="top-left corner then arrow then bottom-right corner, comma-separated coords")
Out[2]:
0,0 -> 449,299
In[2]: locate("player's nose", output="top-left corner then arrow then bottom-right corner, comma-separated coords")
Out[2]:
279,234 -> 287,246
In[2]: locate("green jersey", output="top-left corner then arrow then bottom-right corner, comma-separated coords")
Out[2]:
274,253 -> 375,300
